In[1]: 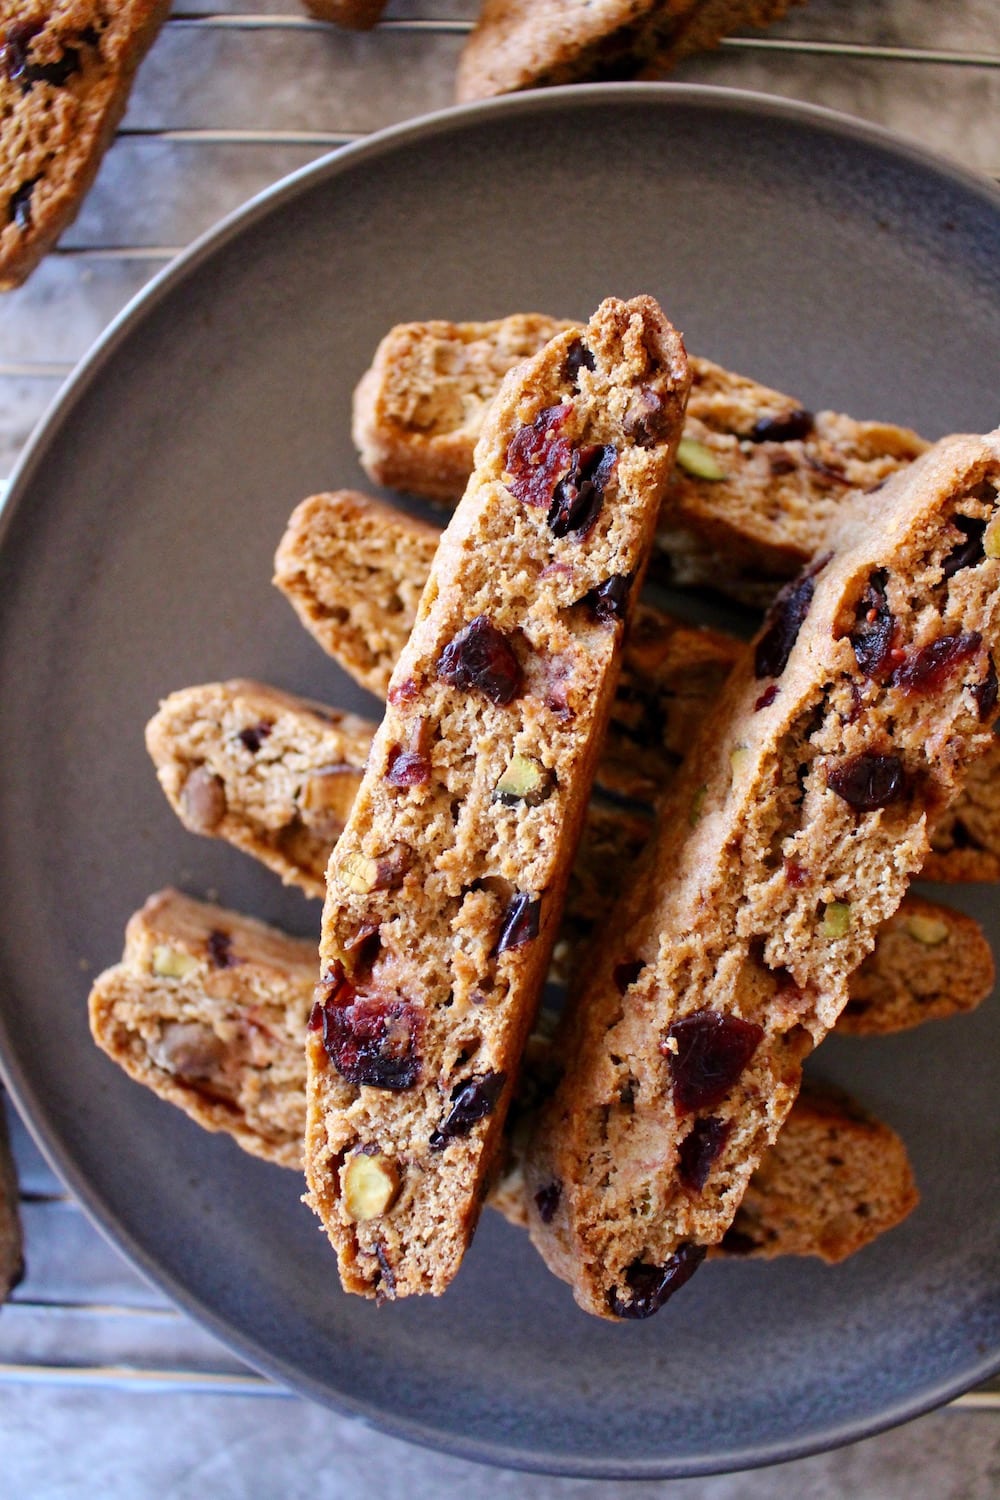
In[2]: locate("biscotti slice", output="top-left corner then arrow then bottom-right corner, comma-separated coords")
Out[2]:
348,316 -> 928,596
305,296 -> 691,1300
352,315 -> 577,501
524,430 -> 1000,1319
0,1 -> 171,289
303,0 -> 386,29
0,1092 -> 25,1301
146,681 -> 374,898
88,889 -> 319,1169
644,0 -> 799,73
712,1081 -> 918,1264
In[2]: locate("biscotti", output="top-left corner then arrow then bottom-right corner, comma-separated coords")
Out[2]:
146,680 -> 374,898
148,676 -> 993,1035
91,898 -> 917,1264
88,889 -> 319,1169
274,487 -> 1000,882
305,296 -> 691,1299
0,1092 -> 25,1301
348,315 -> 928,600
303,0 -> 386,28
0,1 -> 171,290
524,430 -> 1000,1319
643,0 -> 799,74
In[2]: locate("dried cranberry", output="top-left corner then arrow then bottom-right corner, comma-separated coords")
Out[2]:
505,404 -> 573,508
613,959 -> 645,994
437,615 -> 522,705
206,929 -> 235,968
605,1244 -> 707,1319
678,1116 -> 731,1192
495,892 -> 541,955
826,751 -> 905,811
9,178 -> 37,231
754,555 -> 829,679
385,745 -> 430,787
663,1009 -> 764,1115
429,1070 -> 506,1149
889,632 -> 982,695
972,655 -> 999,721
941,516 -> 986,578
315,967 -> 421,1091
387,677 -> 420,706
3,22 -> 84,88
534,1181 -> 561,1223
582,572 -> 632,623
563,340 -> 595,384
784,859 -> 808,888
749,409 -> 814,443
849,569 -> 895,677
238,722 -> 272,753
547,443 -> 617,539
754,683 -> 778,711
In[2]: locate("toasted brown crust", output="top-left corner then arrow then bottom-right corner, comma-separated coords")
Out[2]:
305,296 -> 691,1299
303,0 -> 386,29
0,1094 -> 25,1301
525,431 -> 1000,1318
0,1 -> 171,289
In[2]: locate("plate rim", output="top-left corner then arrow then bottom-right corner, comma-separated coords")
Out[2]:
1,80 -> 999,1479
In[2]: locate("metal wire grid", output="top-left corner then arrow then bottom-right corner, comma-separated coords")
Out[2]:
2,4 -> 1000,1405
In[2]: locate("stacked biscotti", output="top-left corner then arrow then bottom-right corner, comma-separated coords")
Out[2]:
0,1 -> 171,289
524,432 -> 1000,1316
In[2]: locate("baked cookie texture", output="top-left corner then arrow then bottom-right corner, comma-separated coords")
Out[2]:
146,680 -> 373,898
348,315 -> 928,600
305,296 -> 691,1299
89,889 -> 319,1169
90,895 -> 918,1263
274,486 -> 1000,884
0,1092 -> 25,1302
523,430 -> 1000,1319
0,1 -> 171,289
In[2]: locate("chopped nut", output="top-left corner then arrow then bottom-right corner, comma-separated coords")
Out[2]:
689,784 -> 708,826
151,945 -> 199,980
822,902 -> 852,939
675,437 -> 727,482
984,513 -> 1000,559
337,845 -> 410,894
179,766 -> 227,832
148,1021 -> 224,1081
342,1152 -> 400,1221
493,753 -> 554,807
905,913 -> 950,947
298,765 -> 363,836
729,745 -> 751,779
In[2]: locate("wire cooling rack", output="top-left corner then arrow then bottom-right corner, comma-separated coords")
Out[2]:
1,0 -> 999,1404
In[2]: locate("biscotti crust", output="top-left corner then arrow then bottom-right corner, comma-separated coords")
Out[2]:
303,0 -> 387,29
525,430 -> 1000,1318
305,296 -> 691,1299
0,1 -> 171,289
88,889 -> 319,1168
146,679 -> 375,897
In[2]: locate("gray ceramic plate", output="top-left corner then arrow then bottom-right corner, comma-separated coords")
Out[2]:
0,85 -> 998,1478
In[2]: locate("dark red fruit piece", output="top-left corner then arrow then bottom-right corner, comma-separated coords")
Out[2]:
314,965 -> 421,1091
678,1116 -> 732,1192
613,960 -> 644,994
387,677 -> 420,706
941,516 -> 986,578
385,745 -> 431,787
784,859 -> 808,888
206,929 -> 235,968
505,404 -> 573,508
972,655 -> 999,721
754,683 -> 778,711
890,631 -> 982,695
429,1070 -> 506,1149
547,443 -> 618,539
749,408 -> 814,443
437,615 -> 523,705
754,555 -> 829,679
583,572 -> 632,623
826,751 -> 905,811
563,340 -> 595,384
495,892 -> 541,955
849,569 -> 895,677
238,722 -> 272,753
534,1182 -> 561,1223
605,1243 -> 708,1319
9,178 -> 37,230
663,1009 -> 764,1115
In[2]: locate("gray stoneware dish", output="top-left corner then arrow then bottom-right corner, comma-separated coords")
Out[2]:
0,86 -> 998,1478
